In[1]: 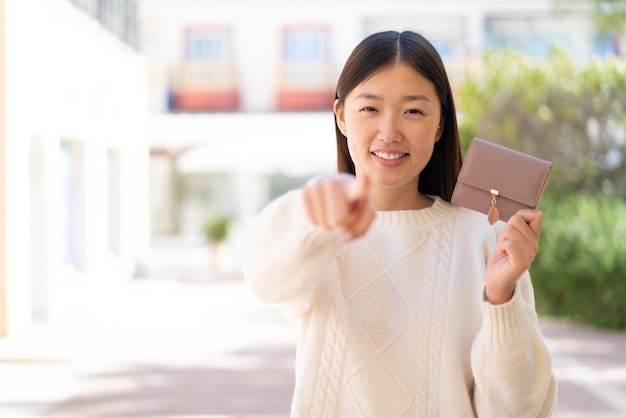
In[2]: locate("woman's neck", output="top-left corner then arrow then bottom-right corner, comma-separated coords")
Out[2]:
371,189 -> 434,211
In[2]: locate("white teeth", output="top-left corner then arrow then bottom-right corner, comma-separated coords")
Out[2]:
373,151 -> 406,160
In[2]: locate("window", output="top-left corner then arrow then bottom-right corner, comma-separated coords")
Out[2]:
283,28 -> 328,63
277,26 -> 334,111
173,27 -> 239,111
107,150 -> 121,255
59,141 -> 85,268
485,16 -> 594,60
186,31 -> 230,61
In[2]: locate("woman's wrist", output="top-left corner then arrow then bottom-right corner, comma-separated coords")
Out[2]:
484,282 -> 515,305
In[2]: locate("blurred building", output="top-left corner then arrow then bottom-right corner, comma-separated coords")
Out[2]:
137,0 -> 608,240
0,0 -> 148,337
0,0 -> 617,338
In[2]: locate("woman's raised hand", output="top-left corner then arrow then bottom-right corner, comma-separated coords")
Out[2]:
302,174 -> 375,240
485,208 -> 544,304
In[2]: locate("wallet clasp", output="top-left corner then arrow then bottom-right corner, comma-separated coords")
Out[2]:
488,189 -> 500,225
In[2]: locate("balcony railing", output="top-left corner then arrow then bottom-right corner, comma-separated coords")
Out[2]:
68,0 -> 138,49
276,62 -> 335,111
172,61 -> 240,111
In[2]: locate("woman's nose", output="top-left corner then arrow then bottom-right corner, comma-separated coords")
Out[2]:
379,115 -> 402,143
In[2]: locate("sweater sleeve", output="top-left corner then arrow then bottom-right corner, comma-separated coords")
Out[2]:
471,273 -> 557,418
240,188 -> 341,319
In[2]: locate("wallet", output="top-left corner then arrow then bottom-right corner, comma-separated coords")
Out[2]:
451,138 -> 552,224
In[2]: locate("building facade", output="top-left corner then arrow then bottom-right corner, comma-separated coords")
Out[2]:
0,0 -> 617,337
139,0 -> 611,115
0,0 -> 149,337
137,0 -> 609,242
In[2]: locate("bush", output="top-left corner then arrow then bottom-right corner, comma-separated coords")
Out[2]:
458,48 -> 626,197
531,193 -> 626,329
204,215 -> 231,244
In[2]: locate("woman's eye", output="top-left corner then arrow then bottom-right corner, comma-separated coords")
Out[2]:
361,106 -> 377,112
406,109 -> 425,115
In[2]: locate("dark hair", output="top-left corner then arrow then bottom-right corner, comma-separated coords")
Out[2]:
334,30 -> 462,201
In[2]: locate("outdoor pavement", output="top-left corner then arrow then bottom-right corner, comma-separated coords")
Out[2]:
0,241 -> 625,418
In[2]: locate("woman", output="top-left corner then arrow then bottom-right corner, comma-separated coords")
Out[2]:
241,30 -> 557,417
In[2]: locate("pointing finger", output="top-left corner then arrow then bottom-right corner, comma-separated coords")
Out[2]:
348,174 -> 370,202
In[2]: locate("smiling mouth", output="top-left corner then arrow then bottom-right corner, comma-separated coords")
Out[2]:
372,151 -> 408,161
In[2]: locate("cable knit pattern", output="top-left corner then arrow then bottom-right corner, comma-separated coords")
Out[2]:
424,219 -> 452,416
242,191 -> 557,417
346,274 -> 414,349
364,227 -> 427,269
310,278 -> 347,416
346,356 -> 412,417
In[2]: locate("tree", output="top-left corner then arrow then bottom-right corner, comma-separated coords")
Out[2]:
458,48 -> 626,197
204,214 -> 231,271
556,0 -> 626,56
591,0 -> 626,56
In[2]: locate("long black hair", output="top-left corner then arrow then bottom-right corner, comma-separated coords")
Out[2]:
334,30 -> 462,201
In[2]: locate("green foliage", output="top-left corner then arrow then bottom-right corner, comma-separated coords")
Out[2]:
555,0 -> 626,56
531,194 -> 626,329
459,48 -> 626,329
590,0 -> 626,56
204,215 -> 231,243
458,48 -> 626,198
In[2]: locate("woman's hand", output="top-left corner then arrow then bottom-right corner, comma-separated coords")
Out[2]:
485,209 -> 544,304
302,174 -> 375,240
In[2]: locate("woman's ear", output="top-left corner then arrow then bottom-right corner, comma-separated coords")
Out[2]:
435,120 -> 444,142
334,99 -> 348,137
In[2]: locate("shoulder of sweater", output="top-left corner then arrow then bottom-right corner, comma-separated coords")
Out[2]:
257,188 -> 303,218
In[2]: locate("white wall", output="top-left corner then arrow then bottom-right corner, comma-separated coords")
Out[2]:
1,0 -> 149,336
0,0 -> 8,336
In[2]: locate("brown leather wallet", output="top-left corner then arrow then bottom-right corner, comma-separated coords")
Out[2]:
451,138 -> 552,224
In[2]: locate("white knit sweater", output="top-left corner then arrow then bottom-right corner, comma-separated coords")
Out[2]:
242,189 -> 557,418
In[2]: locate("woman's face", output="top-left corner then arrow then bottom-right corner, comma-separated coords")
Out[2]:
334,62 -> 442,209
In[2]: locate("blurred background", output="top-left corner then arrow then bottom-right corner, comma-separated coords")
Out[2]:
0,0 -> 625,417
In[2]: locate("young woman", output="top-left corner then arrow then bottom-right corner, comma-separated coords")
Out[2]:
241,30 -> 557,417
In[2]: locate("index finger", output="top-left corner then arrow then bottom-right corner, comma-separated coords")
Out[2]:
347,174 -> 370,202
512,208 -> 543,237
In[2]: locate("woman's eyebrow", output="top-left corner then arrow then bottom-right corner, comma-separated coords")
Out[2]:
404,94 -> 431,102
354,93 -> 431,102
354,93 -> 382,100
